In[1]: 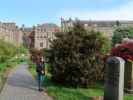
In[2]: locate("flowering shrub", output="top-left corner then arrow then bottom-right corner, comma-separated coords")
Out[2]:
111,42 -> 133,61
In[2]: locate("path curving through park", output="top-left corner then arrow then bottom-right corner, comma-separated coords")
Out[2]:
0,63 -> 52,100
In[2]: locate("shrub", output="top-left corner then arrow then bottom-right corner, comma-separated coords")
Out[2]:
112,27 -> 133,46
29,48 -> 44,63
17,46 -> 28,54
0,40 -> 17,63
48,23 -> 110,87
111,42 -> 133,61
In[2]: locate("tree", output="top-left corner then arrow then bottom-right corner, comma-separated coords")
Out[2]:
116,20 -> 121,26
112,27 -> 133,46
48,23 -> 110,87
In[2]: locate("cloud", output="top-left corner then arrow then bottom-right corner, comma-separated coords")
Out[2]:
58,1 -> 133,20
92,0 -> 116,3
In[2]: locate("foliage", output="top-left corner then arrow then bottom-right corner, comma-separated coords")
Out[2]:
112,27 -> 133,46
0,40 -> 27,92
111,42 -> 133,61
29,48 -> 44,63
17,45 -> 28,54
0,40 -> 17,63
47,23 -> 110,87
101,37 -> 111,55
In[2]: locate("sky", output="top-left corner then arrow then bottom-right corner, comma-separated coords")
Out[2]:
0,0 -> 132,27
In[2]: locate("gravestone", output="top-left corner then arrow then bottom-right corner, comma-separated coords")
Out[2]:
104,57 -> 125,100
124,60 -> 133,93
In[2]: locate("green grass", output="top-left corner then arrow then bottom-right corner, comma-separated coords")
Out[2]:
44,76 -> 133,100
125,95 -> 133,100
0,63 -> 7,92
28,61 -> 133,100
44,76 -> 104,100
28,60 -> 36,77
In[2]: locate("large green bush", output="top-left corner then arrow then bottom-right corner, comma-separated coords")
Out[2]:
48,23 -> 110,87
112,27 -> 133,46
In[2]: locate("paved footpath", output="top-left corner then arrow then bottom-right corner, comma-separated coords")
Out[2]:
0,63 -> 52,100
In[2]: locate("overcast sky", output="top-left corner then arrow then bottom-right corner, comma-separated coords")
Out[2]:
0,0 -> 132,27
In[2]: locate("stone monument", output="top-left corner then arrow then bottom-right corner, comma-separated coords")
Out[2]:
124,60 -> 133,93
104,57 -> 125,100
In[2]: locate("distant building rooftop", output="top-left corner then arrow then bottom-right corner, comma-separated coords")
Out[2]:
61,19 -> 133,27
37,23 -> 59,28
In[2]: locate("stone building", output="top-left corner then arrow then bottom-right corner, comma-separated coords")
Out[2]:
29,23 -> 60,50
0,22 -> 23,46
21,25 -> 33,48
61,18 -> 133,38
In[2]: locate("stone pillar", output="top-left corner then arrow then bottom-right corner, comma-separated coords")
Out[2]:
124,60 -> 133,93
104,57 -> 125,100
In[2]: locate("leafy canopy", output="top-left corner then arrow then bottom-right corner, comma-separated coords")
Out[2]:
112,27 -> 133,46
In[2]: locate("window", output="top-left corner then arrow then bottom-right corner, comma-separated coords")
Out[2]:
40,42 -> 43,47
84,24 -> 88,27
40,35 -> 43,38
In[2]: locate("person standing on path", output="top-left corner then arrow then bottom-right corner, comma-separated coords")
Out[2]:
36,55 -> 45,92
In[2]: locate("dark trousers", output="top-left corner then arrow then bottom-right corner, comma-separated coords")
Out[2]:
37,73 -> 44,90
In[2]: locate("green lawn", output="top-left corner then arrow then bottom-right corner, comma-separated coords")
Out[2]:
28,62 -> 133,100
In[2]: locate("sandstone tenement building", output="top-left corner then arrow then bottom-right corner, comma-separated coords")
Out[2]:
28,23 -> 60,50
61,18 -> 133,38
21,25 -> 33,48
0,22 -> 23,46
